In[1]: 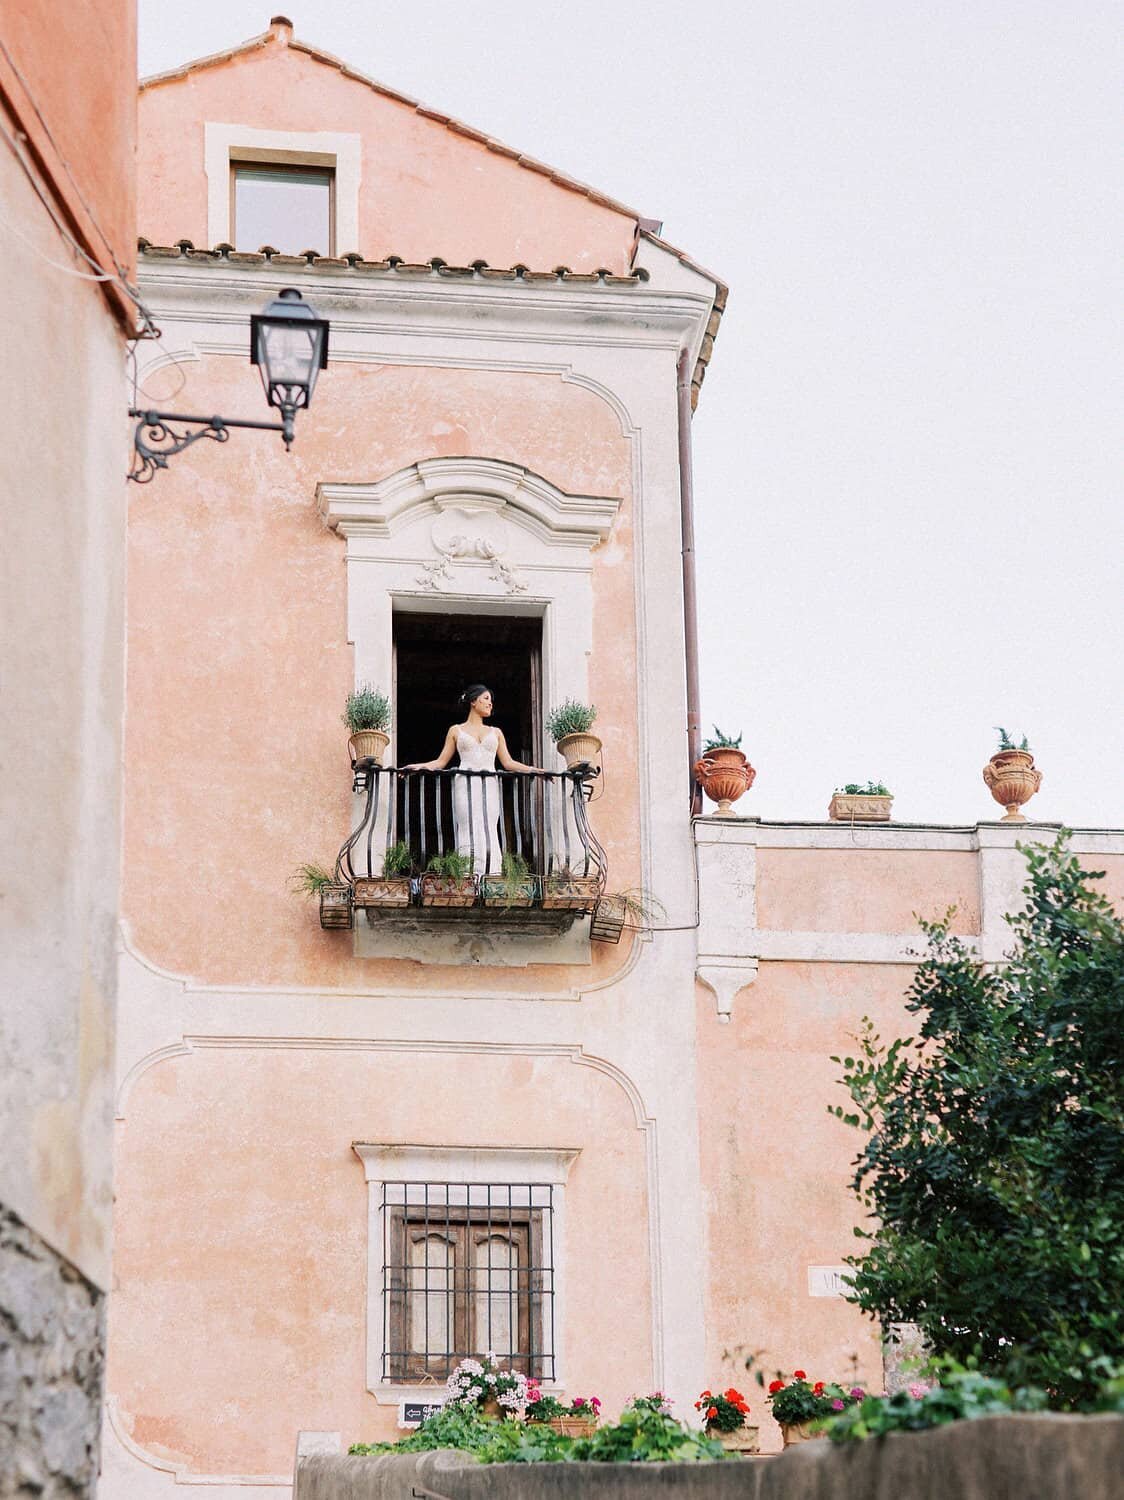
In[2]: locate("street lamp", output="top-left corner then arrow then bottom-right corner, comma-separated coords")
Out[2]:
129,288 -> 330,484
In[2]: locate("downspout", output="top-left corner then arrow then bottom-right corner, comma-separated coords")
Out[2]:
677,348 -> 703,812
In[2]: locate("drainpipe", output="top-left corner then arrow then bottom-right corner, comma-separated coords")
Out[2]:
677,349 -> 703,812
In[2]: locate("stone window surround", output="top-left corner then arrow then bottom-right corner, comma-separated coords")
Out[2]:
204,122 -> 361,251
353,1143 -> 580,1403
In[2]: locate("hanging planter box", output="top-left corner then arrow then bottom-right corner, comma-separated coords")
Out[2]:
541,875 -> 601,911
419,874 -> 477,908
319,883 -> 353,929
480,876 -> 537,908
353,876 -> 411,909
590,894 -> 626,943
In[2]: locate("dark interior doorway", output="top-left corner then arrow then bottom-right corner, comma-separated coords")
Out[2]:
393,611 -> 543,767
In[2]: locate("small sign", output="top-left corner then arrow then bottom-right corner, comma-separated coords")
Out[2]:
398,1399 -> 445,1429
808,1265 -> 852,1298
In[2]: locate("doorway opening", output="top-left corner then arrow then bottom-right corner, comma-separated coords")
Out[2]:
392,610 -> 543,767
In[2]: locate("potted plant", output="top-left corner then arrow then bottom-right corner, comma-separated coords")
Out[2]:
547,699 -> 601,770
983,727 -> 1042,822
343,684 -> 391,766
590,887 -> 665,944
352,840 -> 412,909
289,862 -> 353,930
829,780 -> 893,823
526,1388 -> 602,1436
765,1371 -> 862,1446
694,1387 -> 758,1455
694,727 -> 755,816
541,864 -> 601,911
420,850 -> 477,907
480,850 -> 537,907
445,1355 -> 531,1421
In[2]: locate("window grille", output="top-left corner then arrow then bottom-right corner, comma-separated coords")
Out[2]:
381,1181 -> 556,1382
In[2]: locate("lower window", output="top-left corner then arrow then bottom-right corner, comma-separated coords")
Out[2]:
382,1182 -> 555,1381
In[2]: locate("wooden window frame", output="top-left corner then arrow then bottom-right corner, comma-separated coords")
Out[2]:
386,1203 -> 546,1382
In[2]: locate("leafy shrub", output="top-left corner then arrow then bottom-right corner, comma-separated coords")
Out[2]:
822,1365 -> 1049,1443
546,700 -> 597,739
832,835 -> 1124,1405
380,841 -> 412,876
426,851 -> 474,880
287,862 -> 334,897
837,781 -> 891,796
765,1371 -> 863,1425
703,726 -> 742,751
694,1387 -> 751,1432
994,726 -> 1030,752
343,685 -> 391,733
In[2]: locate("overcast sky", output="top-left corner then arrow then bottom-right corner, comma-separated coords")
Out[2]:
138,1 -> 1122,829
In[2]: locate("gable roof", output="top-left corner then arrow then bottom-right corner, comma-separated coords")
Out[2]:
140,15 -> 647,227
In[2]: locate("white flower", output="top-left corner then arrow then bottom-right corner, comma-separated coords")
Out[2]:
485,1373 -> 496,1384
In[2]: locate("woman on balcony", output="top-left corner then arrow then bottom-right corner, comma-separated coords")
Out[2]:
408,685 -> 544,875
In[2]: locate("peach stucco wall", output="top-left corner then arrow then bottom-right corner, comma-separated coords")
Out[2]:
696,961 -> 908,1453
137,29 -> 637,271
756,849 -> 981,934
122,355 -> 639,993
108,1047 -> 651,1474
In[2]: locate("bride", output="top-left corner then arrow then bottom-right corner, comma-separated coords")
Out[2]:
408,684 -> 544,875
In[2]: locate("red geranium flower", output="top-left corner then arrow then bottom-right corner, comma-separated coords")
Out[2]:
707,1406 -> 718,1420
768,1380 -> 784,1394
793,1369 -> 807,1380
813,1382 -> 824,1395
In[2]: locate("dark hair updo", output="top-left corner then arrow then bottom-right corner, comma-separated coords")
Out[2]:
459,683 -> 492,714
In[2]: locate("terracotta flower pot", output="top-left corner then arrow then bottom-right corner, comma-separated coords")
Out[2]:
352,876 -> 411,909
829,792 -> 893,823
556,731 -> 602,769
983,749 -> 1042,822
548,1415 -> 598,1437
419,874 -> 477,908
709,1424 -> 760,1455
541,875 -> 601,911
780,1421 -> 826,1447
694,748 -> 755,816
480,1394 -> 503,1421
348,729 -> 389,766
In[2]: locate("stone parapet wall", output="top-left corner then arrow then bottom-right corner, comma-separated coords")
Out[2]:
0,1207 -> 105,1498
295,1414 -> 1124,1499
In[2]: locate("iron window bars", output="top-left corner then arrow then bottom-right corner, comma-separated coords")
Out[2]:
381,1181 -> 556,1383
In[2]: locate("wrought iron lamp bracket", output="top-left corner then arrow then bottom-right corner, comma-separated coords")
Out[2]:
128,407 -> 289,485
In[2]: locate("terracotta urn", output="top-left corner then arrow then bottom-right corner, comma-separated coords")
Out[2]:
694,748 -> 755,816
983,749 -> 1042,822
348,729 -> 389,766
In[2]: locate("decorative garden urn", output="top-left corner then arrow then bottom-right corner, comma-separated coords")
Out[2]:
694,748 -> 755,817
983,749 -> 1042,822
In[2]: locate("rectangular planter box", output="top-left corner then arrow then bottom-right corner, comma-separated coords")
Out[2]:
353,876 -> 411,909
829,792 -> 893,823
541,875 -> 601,911
419,874 -> 477,908
480,877 -> 537,908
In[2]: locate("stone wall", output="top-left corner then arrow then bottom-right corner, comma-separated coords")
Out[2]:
0,1208 -> 105,1497
295,1414 -> 1124,1499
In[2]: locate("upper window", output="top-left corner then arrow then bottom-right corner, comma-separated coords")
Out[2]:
231,164 -> 335,254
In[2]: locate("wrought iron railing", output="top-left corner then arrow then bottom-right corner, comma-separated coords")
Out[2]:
321,765 -> 606,926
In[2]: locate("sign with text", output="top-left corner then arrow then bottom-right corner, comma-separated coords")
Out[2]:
398,1399 -> 445,1429
807,1265 -> 853,1298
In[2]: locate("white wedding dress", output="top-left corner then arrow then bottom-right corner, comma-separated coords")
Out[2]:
453,728 -> 502,875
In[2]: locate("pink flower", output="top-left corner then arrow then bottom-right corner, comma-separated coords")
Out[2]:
908,1382 -> 930,1399
591,1397 -> 602,1411
831,1398 -> 845,1411
850,1387 -> 866,1399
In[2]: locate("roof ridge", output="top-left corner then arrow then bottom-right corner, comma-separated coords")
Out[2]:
139,19 -> 643,223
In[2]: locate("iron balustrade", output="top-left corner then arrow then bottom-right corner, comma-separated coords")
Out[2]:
336,765 -> 605,899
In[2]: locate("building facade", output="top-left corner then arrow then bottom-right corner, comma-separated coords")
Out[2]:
101,20 -> 1124,1498
0,1 -> 137,1493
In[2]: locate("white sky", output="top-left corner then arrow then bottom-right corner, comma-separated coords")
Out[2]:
138,1 -> 1123,829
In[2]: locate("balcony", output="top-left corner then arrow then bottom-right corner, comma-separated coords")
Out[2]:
321,765 -> 614,957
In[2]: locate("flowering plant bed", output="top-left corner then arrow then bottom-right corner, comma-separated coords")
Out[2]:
444,1355 -> 530,1419
766,1370 -> 866,1433
695,1387 -> 752,1433
526,1388 -> 602,1434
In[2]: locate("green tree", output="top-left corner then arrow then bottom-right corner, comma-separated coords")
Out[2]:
833,834 -> 1124,1405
